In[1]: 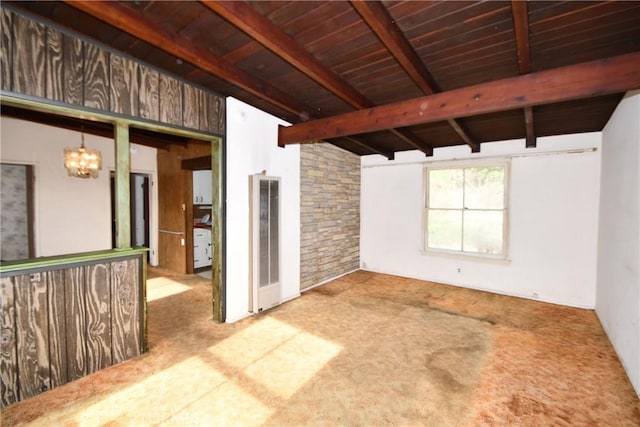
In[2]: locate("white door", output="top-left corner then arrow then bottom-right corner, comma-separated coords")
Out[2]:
250,175 -> 281,312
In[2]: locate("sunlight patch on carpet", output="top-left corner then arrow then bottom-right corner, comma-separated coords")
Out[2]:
210,317 -> 343,399
146,277 -> 191,302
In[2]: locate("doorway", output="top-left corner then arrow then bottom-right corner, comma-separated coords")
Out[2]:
111,172 -> 151,256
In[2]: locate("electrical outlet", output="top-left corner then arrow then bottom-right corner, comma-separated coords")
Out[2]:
457,268 -> 461,273
532,292 -> 539,299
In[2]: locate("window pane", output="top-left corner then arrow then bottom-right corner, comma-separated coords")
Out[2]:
428,169 -> 463,208
427,210 -> 462,251
259,181 -> 269,287
463,210 -> 503,255
464,166 -> 505,209
269,180 -> 279,284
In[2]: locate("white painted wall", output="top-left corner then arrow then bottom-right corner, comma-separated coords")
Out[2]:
361,133 -> 601,308
596,90 -> 640,397
225,97 -> 301,323
0,117 -> 158,264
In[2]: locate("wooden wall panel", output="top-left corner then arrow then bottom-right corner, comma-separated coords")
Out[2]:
64,266 -> 87,381
207,93 -> 225,135
12,13 -> 46,98
139,64 -> 159,121
183,84 -> 200,130
159,74 -> 183,126
45,26 -> 64,102
111,259 -> 140,363
84,264 -> 112,373
63,34 -> 83,105
0,277 -> 18,407
14,274 -> 50,400
83,42 -> 109,111
4,7 -> 225,135
198,89 -> 209,133
1,254 -> 146,408
46,270 -> 67,389
110,55 -> 139,116
1,9 -> 12,91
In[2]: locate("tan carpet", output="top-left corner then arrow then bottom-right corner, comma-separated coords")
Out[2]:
2,269 -> 639,426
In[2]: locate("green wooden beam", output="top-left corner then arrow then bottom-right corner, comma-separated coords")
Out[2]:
211,138 -> 223,322
115,122 -> 131,249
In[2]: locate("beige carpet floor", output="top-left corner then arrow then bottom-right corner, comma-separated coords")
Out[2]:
2,269 -> 639,426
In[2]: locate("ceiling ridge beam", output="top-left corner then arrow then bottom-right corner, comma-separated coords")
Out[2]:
203,0 -> 434,156
278,52 -> 640,146
351,0 -> 480,153
63,0 -> 312,120
511,0 -> 536,148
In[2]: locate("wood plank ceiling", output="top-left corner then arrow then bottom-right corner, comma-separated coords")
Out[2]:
6,1 -> 640,157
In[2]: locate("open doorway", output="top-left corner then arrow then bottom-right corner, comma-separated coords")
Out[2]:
111,172 -> 151,258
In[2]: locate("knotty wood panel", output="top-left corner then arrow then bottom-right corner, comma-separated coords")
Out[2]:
110,54 -> 139,116
0,277 -> 18,407
111,259 -> 140,363
45,26 -> 64,101
83,42 -> 109,111
46,270 -> 67,388
1,9 -> 12,91
198,89 -> 209,133
63,33 -> 83,105
12,13 -> 46,98
14,273 -> 50,400
209,93 -> 225,134
139,64 -> 159,121
64,266 -> 87,381
84,264 -> 112,373
183,84 -> 200,130
159,73 -> 183,125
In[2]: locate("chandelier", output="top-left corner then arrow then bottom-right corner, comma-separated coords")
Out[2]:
64,128 -> 102,178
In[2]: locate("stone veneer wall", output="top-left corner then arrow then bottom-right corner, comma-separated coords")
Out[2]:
300,143 -> 360,290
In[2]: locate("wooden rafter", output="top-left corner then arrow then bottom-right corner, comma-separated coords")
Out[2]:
344,136 -> 395,160
511,0 -> 536,148
64,0 -> 311,120
351,0 -> 479,153
203,0 -> 434,156
279,52 -> 640,146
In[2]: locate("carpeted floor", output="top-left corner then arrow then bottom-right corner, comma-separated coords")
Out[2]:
2,269 -> 639,426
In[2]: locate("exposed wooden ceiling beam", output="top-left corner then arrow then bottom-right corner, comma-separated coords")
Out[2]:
351,0 -> 479,153
343,136 -> 395,160
511,0 -> 536,148
279,52 -> 640,146
203,0 -> 433,156
64,0 -> 311,120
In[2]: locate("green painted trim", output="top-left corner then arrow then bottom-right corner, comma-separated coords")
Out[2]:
0,248 -> 149,274
115,122 -> 131,249
140,254 -> 149,353
211,139 -> 223,322
0,93 -> 224,142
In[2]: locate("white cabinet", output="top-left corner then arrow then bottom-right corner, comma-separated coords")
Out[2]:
193,228 -> 212,268
193,170 -> 212,205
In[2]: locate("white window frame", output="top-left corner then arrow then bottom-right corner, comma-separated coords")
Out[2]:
423,159 -> 510,260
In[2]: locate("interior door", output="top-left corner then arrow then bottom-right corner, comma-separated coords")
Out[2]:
250,175 -> 281,312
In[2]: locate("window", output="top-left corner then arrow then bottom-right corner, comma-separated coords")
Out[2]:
424,162 -> 508,258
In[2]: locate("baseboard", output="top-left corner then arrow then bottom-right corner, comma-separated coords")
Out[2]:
301,268 -> 360,293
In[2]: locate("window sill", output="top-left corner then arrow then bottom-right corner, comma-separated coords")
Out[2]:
420,249 -> 512,265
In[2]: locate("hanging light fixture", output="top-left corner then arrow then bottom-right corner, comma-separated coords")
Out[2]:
64,125 -> 102,178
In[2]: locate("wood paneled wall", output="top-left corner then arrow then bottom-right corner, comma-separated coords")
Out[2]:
0,7 -> 225,135
0,254 -> 144,407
